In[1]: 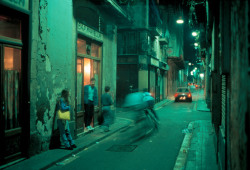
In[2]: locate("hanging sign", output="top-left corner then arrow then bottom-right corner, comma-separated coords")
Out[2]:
150,58 -> 159,67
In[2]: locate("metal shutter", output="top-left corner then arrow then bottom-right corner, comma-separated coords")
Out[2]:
221,75 -> 226,130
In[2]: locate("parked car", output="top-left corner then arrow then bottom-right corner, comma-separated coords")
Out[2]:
174,87 -> 192,102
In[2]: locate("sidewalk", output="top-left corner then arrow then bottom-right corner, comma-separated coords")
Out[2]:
196,90 -> 210,112
3,98 -> 172,170
185,120 -> 217,170
174,89 -> 218,170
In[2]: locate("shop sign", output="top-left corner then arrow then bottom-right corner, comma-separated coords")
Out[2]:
150,58 -> 159,67
1,0 -> 29,11
77,22 -> 103,42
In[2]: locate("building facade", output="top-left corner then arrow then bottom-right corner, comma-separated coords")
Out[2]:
0,0 -> 130,165
116,0 -> 185,106
205,0 -> 250,169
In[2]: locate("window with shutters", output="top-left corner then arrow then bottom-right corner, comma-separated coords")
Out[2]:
118,31 -> 149,55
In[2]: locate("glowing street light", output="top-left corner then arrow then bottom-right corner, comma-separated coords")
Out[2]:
189,63 -> 191,66
176,17 -> 184,24
192,31 -> 198,36
200,73 -> 204,78
194,43 -> 198,46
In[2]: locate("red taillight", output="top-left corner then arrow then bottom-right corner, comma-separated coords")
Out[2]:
174,93 -> 178,98
188,93 -> 191,98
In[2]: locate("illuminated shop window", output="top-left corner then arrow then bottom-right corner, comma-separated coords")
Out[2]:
77,39 -> 86,54
76,38 -> 101,112
3,47 -> 22,130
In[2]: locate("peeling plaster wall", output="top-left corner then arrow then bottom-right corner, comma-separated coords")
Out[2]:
30,0 -> 76,155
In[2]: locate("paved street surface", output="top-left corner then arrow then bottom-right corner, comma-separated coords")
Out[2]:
3,89 -> 218,170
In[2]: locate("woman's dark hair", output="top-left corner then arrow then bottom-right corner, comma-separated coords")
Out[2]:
105,86 -> 110,92
61,89 -> 69,103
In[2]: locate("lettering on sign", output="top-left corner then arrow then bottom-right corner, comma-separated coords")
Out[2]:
2,0 -> 29,11
77,23 -> 103,42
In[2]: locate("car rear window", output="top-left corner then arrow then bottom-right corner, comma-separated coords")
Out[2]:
177,88 -> 189,92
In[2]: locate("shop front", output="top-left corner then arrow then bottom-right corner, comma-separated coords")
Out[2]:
0,1 -> 30,166
117,55 -> 139,106
76,23 -> 103,135
149,57 -> 160,102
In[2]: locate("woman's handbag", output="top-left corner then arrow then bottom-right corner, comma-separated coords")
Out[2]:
57,109 -> 70,120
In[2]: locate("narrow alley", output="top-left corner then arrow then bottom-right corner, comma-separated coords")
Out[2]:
0,0 -> 249,170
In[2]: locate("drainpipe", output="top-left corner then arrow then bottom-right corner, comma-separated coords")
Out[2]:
146,0 -> 149,28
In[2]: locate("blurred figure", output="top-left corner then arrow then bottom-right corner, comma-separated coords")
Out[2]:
101,86 -> 113,132
142,88 -> 159,120
123,92 -> 145,110
122,90 -> 159,142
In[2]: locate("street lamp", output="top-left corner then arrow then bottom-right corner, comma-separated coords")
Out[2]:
176,17 -> 184,24
192,31 -> 198,36
200,73 -> 204,78
194,43 -> 198,46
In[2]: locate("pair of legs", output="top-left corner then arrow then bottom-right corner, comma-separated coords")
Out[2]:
102,106 -> 113,131
84,101 -> 94,129
57,119 -> 75,148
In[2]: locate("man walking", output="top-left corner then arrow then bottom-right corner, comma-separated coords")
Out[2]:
84,78 -> 98,131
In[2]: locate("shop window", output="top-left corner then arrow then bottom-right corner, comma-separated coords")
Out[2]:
0,15 -> 21,40
4,47 -> 21,70
3,46 -> 22,130
76,38 -> 101,112
91,43 -> 101,58
77,39 -> 86,55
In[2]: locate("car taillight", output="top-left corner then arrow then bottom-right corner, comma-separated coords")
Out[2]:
188,93 -> 191,97
174,93 -> 178,98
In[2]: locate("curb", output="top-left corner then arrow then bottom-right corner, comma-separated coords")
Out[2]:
173,122 -> 194,170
